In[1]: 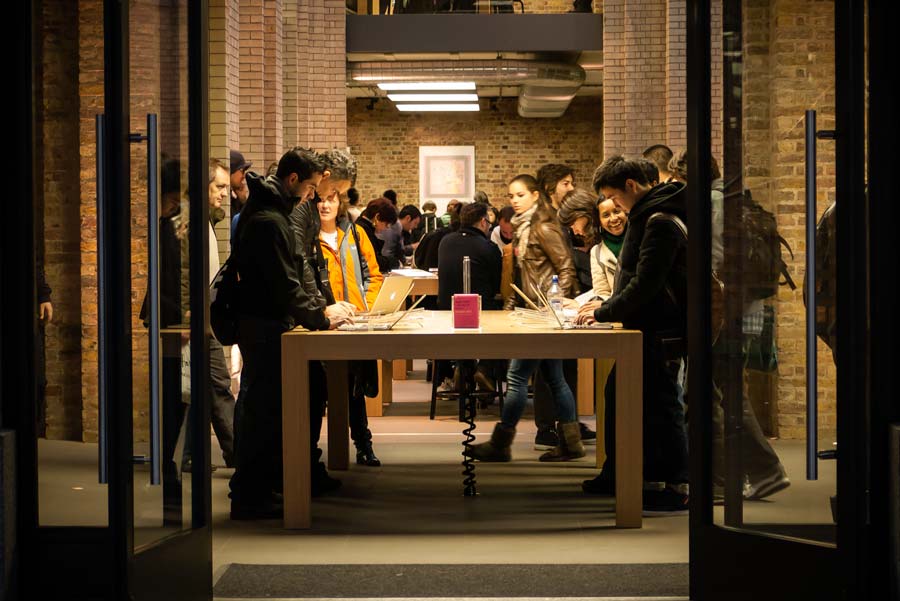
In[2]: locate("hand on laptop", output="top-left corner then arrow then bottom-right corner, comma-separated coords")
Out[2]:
325,302 -> 357,320
576,301 -> 602,325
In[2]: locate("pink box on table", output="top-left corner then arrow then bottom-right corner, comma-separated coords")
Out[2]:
452,294 -> 481,329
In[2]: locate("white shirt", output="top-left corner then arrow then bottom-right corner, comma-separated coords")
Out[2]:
208,221 -> 220,285
321,230 -> 339,251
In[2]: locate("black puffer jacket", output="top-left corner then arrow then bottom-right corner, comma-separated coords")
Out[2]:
594,182 -> 687,336
234,173 -> 329,332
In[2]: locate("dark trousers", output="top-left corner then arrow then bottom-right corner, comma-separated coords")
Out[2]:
533,358 -> 578,432
184,336 -> 235,466
712,339 -> 783,483
600,342 -> 689,485
208,336 -> 235,464
349,391 -> 372,450
229,326 -> 326,504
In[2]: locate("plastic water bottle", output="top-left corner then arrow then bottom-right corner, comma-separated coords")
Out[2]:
547,275 -> 565,322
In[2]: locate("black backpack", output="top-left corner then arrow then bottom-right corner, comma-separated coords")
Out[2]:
210,256 -> 240,345
739,189 -> 796,300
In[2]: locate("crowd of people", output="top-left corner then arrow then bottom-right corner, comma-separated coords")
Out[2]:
214,142 -> 791,520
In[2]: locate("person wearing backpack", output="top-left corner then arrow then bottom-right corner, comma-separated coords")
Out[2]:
669,150 -> 791,501
576,155 -> 689,515
227,148 -> 351,520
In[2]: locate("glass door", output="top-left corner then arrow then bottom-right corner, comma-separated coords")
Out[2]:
11,1 -> 211,599
686,0 -> 868,598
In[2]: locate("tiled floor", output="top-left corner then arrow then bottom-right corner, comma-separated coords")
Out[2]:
35,361 -> 837,597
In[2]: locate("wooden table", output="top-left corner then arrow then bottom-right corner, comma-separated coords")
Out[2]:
281,311 -> 643,529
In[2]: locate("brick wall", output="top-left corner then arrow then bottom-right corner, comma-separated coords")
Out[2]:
40,0 -> 83,441
744,0 -> 837,440
347,96 -> 602,206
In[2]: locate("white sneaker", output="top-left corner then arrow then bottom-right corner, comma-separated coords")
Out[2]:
436,377 -> 455,393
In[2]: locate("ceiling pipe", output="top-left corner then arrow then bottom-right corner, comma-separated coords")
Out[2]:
347,60 -> 586,118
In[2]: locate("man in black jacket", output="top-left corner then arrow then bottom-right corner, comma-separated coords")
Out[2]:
577,155 -> 689,515
229,148 -> 347,520
436,202 -> 504,392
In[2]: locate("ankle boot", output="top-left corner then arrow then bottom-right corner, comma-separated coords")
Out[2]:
539,421 -> 585,462
466,423 -> 515,462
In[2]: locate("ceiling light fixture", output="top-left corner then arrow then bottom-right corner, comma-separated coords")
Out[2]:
396,103 -> 480,112
387,93 -> 479,102
378,81 -> 476,91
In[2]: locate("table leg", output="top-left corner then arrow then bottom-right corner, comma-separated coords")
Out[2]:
615,336 -> 643,528
282,344 -> 310,529
381,360 -> 393,405
326,360 -> 350,471
392,359 -> 408,380
595,359 -> 615,468
577,358 -> 595,416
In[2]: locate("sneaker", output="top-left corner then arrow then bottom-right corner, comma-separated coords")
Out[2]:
533,428 -> 559,450
744,468 -> 791,500
436,377 -> 455,393
578,422 -> 597,445
642,487 -> 689,516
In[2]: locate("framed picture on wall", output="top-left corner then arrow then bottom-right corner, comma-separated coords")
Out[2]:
419,146 -> 475,215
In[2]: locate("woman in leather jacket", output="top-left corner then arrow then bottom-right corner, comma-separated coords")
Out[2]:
468,174 -> 584,464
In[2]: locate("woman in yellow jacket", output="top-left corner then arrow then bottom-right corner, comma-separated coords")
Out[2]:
317,192 -> 385,466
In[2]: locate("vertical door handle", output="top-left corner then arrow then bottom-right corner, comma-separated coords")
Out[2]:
145,114 -> 162,485
96,114 -> 108,485
805,110 -> 837,481
131,116 -> 162,484
805,109 -> 819,481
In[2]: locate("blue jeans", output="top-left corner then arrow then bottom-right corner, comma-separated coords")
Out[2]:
501,359 -> 577,429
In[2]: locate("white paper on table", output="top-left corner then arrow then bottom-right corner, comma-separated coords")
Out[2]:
389,268 -> 437,278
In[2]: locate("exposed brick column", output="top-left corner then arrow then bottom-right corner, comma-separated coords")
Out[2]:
282,0 -> 300,148
41,0 -> 83,440
604,0 -> 722,160
78,0 -> 104,442
239,0 -> 284,168
295,0 -> 347,149
666,0 -> 687,149
210,0 -> 242,259
602,0 -> 668,157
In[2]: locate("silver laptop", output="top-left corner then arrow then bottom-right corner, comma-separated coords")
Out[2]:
338,294 -> 426,331
362,277 -> 414,316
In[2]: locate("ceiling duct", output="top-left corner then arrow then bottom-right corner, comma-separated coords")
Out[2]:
347,60 -> 586,118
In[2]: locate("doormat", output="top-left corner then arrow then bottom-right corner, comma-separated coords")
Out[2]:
213,563 -> 688,598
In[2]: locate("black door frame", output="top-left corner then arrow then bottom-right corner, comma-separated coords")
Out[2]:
867,1 -> 900,599
686,0 -> 885,599
3,1 -> 212,599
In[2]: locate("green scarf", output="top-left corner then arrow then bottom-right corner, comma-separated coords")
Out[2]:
601,230 -> 625,258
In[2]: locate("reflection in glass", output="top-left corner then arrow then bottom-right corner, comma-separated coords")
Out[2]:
711,0 -> 837,545
36,0 -> 108,527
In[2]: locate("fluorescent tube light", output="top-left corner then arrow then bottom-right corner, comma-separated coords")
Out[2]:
396,103 -> 480,112
387,93 -> 479,102
378,82 -> 476,91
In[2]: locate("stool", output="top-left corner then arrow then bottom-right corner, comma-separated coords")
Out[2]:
429,360 -> 505,420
